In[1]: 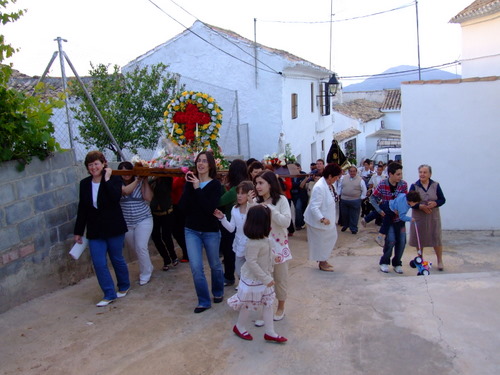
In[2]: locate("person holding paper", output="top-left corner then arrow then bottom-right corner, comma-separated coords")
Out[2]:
74,151 -> 130,307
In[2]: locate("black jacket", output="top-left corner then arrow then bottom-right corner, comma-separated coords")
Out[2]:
74,174 -> 127,239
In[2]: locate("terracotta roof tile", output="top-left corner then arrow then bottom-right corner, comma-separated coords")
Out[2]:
333,99 -> 384,123
380,89 -> 401,111
450,0 -> 500,23
402,76 -> 500,85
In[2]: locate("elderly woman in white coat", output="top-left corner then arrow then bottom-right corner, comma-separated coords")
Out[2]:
304,163 -> 343,271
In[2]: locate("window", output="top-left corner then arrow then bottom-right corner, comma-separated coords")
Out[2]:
319,84 -> 325,116
310,83 -> 314,113
318,83 -> 332,116
291,93 -> 298,119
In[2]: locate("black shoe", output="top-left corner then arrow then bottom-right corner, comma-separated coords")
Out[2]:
224,280 -> 235,287
351,230 -> 358,234
213,296 -> 224,303
341,226 -> 348,232
194,306 -> 211,313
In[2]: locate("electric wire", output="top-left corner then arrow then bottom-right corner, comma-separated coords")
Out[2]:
146,0 -> 281,75
339,61 -> 460,81
167,0 -> 281,74
258,1 -> 415,24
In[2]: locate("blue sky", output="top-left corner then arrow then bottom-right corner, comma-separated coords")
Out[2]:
3,0 -> 472,83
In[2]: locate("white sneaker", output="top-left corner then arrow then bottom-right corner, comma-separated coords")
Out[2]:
117,289 -> 129,298
254,320 -> 264,327
361,218 -> 367,228
379,264 -> 389,273
393,266 -> 403,274
375,235 -> 385,247
96,299 -> 114,307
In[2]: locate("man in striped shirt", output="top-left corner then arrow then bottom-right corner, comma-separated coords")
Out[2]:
369,162 -> 408,274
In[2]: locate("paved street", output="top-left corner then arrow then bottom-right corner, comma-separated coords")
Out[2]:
1,227 -> 499,375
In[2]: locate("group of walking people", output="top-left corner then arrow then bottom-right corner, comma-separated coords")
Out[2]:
73,150 -> 445,344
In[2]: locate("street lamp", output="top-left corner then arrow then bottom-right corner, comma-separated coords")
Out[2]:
317,74 -> 341,116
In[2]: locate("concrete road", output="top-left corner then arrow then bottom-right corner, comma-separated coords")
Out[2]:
1,227 -> 499,375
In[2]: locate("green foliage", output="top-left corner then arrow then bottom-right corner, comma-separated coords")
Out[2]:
69,63 -> 180,161
0,0 -> 63,171
0,0 -> 25,65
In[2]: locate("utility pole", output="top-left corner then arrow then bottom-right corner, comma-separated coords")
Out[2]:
56,37 -> 75,149
329,0 -> 334,71
37,38 -> 126,161
415,0 -> 422,80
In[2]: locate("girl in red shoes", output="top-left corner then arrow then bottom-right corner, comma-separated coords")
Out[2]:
227,205 -> 287,343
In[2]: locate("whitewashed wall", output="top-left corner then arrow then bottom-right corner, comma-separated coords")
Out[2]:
281,73 -> 335,168
401,78 -> 500,230
461,14 -> 500,78
124,21 -> 332,163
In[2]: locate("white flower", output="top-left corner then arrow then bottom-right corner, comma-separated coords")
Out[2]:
211,110 -> 217,115
131,155 -> 141,164
197,98 -> 203,104
208,103 -> 214,109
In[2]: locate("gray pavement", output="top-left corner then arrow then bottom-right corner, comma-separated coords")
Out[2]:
1,228 -> 499,375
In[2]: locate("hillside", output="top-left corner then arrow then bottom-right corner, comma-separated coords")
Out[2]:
343,65 -> 460,92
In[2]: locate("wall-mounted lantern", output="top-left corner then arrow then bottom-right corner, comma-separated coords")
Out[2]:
317,74 -> 340,116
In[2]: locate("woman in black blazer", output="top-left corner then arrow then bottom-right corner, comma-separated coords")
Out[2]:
74,151 -> 130,307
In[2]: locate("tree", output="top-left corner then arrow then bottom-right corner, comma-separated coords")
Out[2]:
69,63 -> 180,161
1,0 -> 64,171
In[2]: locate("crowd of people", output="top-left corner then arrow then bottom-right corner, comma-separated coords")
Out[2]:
74,150 -> 446,344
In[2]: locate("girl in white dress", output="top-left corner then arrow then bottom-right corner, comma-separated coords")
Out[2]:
227,205 -> 287,343
213,181 -> 255,288
254,170 -> 292,321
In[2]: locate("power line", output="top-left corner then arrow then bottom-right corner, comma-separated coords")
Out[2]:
339,61 -> 460,80
167,0 -> 281,74
258,1 -> 414,24
146,0 -> 281,75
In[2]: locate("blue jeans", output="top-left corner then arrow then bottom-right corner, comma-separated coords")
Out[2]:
89,234 -> 130,301
340,198 -> 362,232
185,228 -> 224,308
379,221 -> 406,267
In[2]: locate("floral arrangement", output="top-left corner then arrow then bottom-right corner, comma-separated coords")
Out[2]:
263,153 -> 286,168
164,91 -> 223,148
263,144 -> 297,168
284,143 -> 297,164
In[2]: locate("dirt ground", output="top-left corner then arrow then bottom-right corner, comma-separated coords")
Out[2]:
1,225 -> 500,375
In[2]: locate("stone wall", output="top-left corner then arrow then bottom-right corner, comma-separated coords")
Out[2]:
0,151 -> 93,313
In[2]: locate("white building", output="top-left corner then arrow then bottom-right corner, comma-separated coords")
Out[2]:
123,21 -> 339,168
332,90 -> 401,165
401,0 -> 500,230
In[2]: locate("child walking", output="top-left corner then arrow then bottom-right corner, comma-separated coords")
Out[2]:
374,191 -> 421,247
214,181 -> 255,289
227,205 -> 287,343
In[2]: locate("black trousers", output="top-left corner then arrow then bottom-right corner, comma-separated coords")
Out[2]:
172,204 -> 188,260
219,225 -> 236,283
151,213 -> 178,265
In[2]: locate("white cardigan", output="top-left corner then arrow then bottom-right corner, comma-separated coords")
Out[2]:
304,177 -> 336,230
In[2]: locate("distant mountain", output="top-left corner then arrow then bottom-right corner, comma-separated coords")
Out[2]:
343,65 -> 460,92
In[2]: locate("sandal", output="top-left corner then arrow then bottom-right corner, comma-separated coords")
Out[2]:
162,265 -> 170,271
172,259 -> 179,267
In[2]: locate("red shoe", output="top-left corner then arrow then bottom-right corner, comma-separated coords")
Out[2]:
264,333 -> 288,343
180,258 -> 189,263
233,325 -> 253,341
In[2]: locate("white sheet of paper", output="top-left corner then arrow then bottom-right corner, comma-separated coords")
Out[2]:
69,236 -> 88,260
